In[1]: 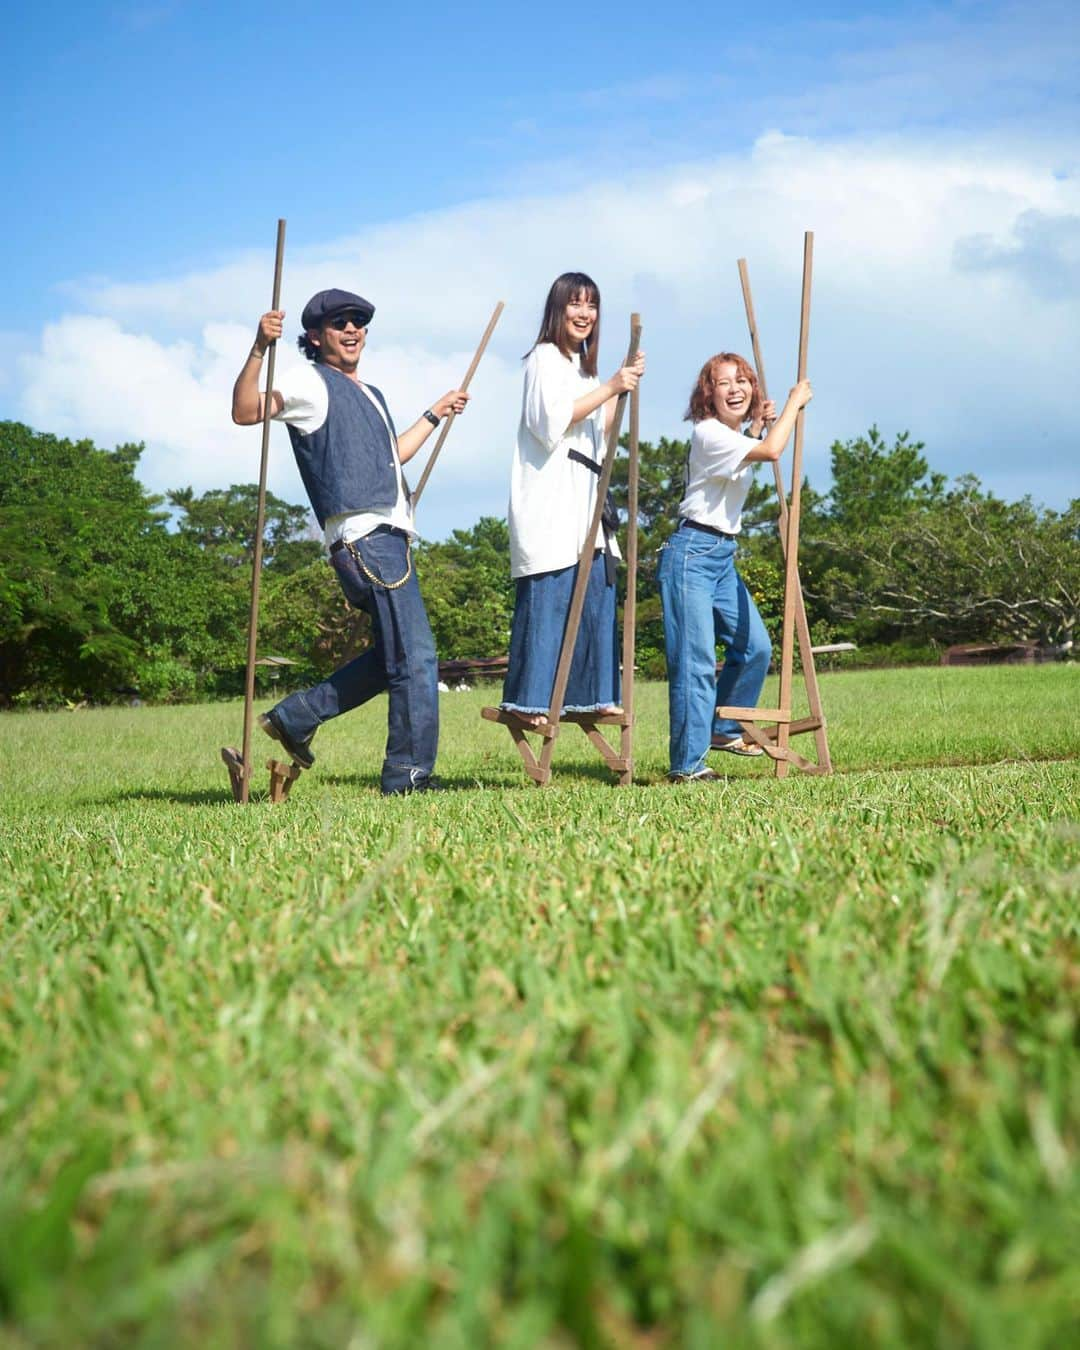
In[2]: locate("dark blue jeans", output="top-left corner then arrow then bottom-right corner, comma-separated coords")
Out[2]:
269,528 -> 439,794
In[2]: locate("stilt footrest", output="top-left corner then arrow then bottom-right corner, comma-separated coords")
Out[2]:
749,715 -> 823,743
716,705 -> 791,722
481,706 -> 556,738
738,724 -> 828,775
481,707 -> 633,785
480,706 -> 630,733
221,746 -> 247,803
561,710 -> 628,727
267,758 -> 303,803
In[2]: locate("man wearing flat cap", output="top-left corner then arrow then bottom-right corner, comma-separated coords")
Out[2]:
231,289 -> 468,794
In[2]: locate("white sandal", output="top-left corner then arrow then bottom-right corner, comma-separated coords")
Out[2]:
711,736 -> 764,757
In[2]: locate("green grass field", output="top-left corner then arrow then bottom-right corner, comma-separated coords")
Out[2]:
2,665 -> 1078,1348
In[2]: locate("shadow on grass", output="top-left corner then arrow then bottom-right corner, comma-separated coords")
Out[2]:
89,750 -> 1075,810
88,772 -> 555,806
327,758 -> 631,792
93,786 -> 237,807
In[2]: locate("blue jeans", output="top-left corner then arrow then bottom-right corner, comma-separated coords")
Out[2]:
269,527 -> 439,794
657,524 -> 772,776
501,552 -> 620,714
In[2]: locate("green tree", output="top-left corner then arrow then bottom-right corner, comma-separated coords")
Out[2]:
809,478 -> 1079,649
822,426 -> 946,530
107,530 -> 248,701
168,484 -> 321,574
414,517 -> 515,659
797,428 -> 947,646
0,424 -> 270,704
259,559 -> 372,689
0,423 -> 166,704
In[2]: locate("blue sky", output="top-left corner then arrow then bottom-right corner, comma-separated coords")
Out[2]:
5,0 -> 1080,538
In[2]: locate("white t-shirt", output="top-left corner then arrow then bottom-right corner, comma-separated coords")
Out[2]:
272,360 -> 415,544
677,419 -> 760,536
508,343 -> 621,578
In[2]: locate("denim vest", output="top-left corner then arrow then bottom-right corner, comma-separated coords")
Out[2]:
286,365 -> 400,527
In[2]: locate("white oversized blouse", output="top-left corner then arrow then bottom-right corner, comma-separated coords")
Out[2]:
508,343 -> 620,579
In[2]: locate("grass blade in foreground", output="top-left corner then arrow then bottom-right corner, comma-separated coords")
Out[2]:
1,664 -> 1078,1345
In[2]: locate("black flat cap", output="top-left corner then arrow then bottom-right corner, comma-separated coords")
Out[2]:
301,288 -> 375,330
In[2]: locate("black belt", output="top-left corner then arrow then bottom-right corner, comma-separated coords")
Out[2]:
567,448 -> 618,585
680,518 -> 736,541
329,524 -> 406,555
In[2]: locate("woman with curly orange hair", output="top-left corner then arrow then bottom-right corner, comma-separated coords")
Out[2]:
657,353 -> 811,782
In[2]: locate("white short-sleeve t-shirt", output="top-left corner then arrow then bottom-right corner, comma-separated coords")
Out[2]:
272,360 -> 415,544
508,343 -> 620,578
677,419 -> 760,535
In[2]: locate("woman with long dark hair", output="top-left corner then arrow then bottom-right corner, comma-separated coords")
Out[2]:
500,272 -> 645,725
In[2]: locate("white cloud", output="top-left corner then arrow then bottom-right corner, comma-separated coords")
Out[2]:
954,210 -> 1080,299
15,314 -> 522,528
14,129 -> 1080,542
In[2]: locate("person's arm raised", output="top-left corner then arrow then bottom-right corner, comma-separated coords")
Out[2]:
396,389 -> 470,464
599,351 -> 646,433
740,380 -> 812,464
232,310 -> 286,425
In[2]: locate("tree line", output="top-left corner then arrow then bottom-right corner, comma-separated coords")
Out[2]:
1,420 -> 1075,705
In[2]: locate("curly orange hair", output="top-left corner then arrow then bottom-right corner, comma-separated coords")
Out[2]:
684,352 -> 763,424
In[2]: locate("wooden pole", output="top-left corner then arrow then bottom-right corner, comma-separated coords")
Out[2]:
738,257 -> 831,773
775,232 -> 813,779
737,259 -> 784,525
239,218 -> 286,804
539,315 -> 641,780
619,349 -> 641,785
410,301 -> 505,507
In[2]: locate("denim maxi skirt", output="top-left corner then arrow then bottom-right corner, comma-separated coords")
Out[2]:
501,551 -> 620,714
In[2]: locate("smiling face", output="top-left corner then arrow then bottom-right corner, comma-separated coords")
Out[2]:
311,311 -> 368,372
708,361 -> 754,427
563,290 -> 598,352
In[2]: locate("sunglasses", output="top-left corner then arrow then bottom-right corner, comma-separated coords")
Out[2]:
327,312 -> 368,331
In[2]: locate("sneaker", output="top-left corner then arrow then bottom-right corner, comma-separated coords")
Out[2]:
258,710 -> 315,769
383,774 -> 447,797
711,736 -> 764,757
669,766 -> 723,784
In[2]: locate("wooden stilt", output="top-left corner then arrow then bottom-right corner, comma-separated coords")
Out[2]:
267,758 -> 303,803
410,301 -> 505,507
222,218 -> 286,804
732,251 -> 832,775
618,364 -> 641,785
221,747 -> 304,803
775,234 -> 813,777
483,315 -> 643,785
716,234 -> 829,777
221,746 -> 245,803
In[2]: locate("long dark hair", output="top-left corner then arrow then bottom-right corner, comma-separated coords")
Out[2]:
527,272 -> 601,376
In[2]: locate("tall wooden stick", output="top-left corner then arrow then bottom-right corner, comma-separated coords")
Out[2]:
737,259 -> 783,525
239,218 -> 286,804
410,301 -> 505,507
775,232 -> 813,779
738,256 -> 831,774
619,359 -> 641,785
540,314 -> 641,780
